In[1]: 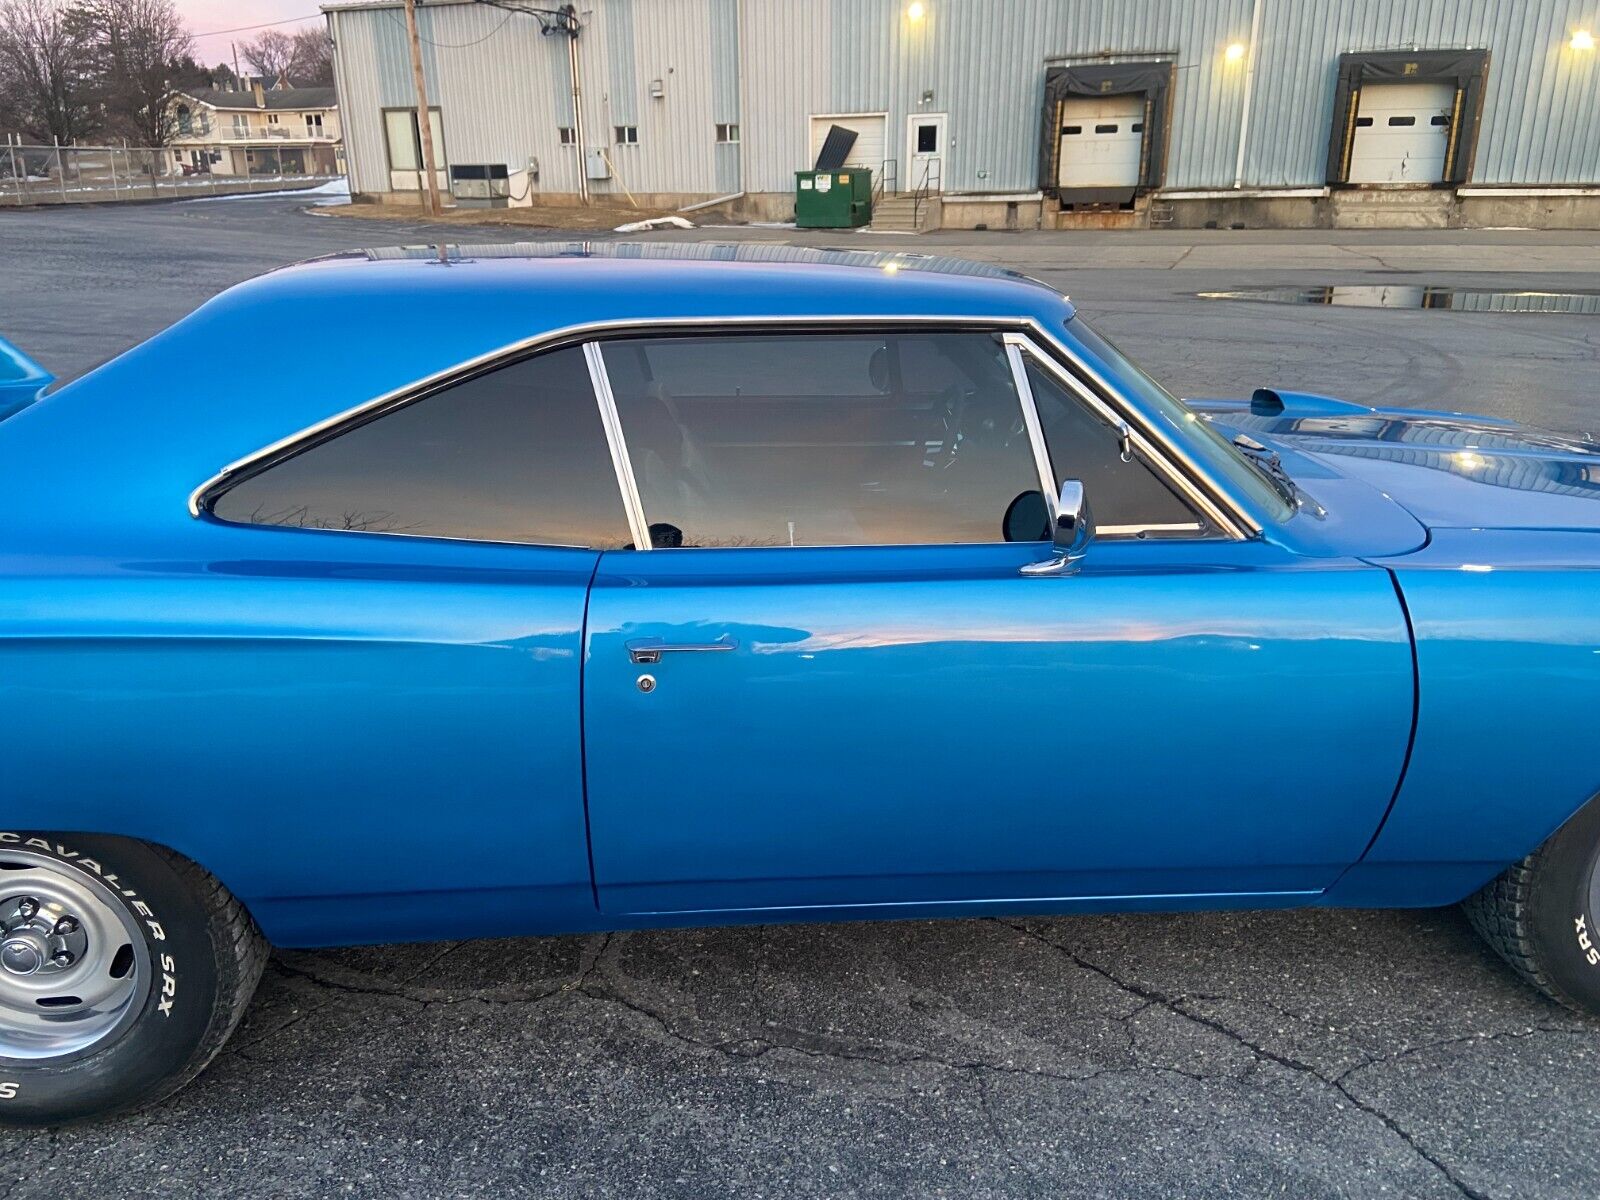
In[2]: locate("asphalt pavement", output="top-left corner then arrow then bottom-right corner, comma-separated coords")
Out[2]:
1,195 -> 1599,1199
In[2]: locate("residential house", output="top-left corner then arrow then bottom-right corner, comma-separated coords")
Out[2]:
170,80 -> 342,178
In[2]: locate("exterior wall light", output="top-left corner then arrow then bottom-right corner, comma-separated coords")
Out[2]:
907,2 -> 926,21
1572,30 -> 1596,51
1224,42 -> 1247,64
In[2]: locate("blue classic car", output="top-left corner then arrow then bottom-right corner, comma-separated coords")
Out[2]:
0,243 -> 1597,1123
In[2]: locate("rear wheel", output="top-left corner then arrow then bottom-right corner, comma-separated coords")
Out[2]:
1464,794 -> 1600,1016
0,834 -> 267,1125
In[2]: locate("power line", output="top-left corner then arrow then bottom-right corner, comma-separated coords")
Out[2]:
193,14 -> 323,40
383,6 -> 517,48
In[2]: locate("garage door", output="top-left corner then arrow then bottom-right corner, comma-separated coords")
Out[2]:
809,114 -> 886,174
1347,82 -> 1454,185
1057,94 -> 1145,188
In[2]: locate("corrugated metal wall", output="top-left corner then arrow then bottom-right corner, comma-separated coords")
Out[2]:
329,0 -> 1600,198
1246,0 -> 1600,186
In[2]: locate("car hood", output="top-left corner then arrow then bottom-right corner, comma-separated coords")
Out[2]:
1192,392 -> 1600,533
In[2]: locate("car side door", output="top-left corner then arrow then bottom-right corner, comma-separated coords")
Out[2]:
580,324 -> 1415,916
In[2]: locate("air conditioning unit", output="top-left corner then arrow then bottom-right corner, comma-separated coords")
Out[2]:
449,163 -> 510,208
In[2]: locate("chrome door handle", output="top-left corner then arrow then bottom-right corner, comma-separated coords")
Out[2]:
626,636 -> 739,665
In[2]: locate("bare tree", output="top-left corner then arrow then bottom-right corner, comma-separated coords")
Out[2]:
0,0 -> 97,143
238,28 -> 293,84
78,0 -> 192,145
289,25 -> 332,87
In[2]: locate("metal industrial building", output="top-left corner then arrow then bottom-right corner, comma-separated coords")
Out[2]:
324,0 -> 1600,229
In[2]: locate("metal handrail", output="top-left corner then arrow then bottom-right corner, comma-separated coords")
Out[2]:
874,157 -> 897,203
910,155 -> 942,227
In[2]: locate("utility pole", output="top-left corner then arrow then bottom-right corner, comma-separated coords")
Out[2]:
231,42 -> 241,90
402,0 -> 443,216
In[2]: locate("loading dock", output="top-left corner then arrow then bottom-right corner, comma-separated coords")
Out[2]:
1346,82 -> 1455,184
1326,49 -> 1489,188
1056,95 -> 1145,190
1039,60 -> 1174,209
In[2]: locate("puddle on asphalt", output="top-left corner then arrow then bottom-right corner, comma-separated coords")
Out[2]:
1197,285 -> 1600,313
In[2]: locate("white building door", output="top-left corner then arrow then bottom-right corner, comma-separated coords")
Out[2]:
1347,83 -> 1454,185
906,113 -> 946,193
808,114 -> 886,174
1057,94 -> 1145,188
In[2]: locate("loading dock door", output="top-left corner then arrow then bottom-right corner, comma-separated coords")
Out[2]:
809,115 -> 885,175
1057,95 -> 1144,189
1346,83 -> 1454,184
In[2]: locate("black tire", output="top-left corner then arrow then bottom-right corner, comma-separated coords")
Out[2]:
1464,793 -> 1600,1015
0,833 -> 267,1125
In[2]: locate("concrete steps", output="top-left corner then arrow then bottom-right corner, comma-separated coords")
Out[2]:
870,194 -> 937,232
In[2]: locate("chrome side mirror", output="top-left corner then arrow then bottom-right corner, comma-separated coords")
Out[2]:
1021,480 -> 1093,576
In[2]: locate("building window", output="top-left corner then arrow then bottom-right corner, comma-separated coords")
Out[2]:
557,126 -> 575,145
268,113 -> 280,125
231,114 -> 248,137
383,107 -> 447,178
305,113 -> 324,135
715,122 -> 739,143
614,125 -> 638,145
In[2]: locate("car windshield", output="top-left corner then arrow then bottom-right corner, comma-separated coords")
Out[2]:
1063,316 -> 1294,522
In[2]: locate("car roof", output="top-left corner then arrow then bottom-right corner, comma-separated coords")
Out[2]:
292,240 -> 1068,302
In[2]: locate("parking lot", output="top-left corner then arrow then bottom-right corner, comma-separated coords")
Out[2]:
3,197 -> 1600,1198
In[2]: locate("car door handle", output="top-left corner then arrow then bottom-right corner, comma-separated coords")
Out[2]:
626,636 -> 739,665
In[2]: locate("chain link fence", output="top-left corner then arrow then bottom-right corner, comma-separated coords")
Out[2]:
2,142 -> 343,206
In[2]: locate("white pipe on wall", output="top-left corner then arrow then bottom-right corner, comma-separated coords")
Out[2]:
1233,0 -> 1265,189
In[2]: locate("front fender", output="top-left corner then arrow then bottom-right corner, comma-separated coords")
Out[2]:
1333,529 -> 1600,906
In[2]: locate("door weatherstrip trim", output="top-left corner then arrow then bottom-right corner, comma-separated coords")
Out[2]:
583,342 -> 653,552
187,313 -> 1259,543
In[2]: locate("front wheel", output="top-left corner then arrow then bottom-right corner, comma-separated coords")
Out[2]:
1464,794 -> 1600,1016
0,833 -> 267,1125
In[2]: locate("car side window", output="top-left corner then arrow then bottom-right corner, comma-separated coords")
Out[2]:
208,346 -> 632,548
600,332 -> 1048,549
1024,359 -> 1210,537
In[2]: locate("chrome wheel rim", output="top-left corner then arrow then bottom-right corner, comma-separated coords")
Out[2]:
0,849 -> 150,1060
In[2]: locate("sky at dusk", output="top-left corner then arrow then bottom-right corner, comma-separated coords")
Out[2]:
177,1 -> 327,67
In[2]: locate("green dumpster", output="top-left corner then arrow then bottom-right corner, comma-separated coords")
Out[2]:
794,168 -> 872,228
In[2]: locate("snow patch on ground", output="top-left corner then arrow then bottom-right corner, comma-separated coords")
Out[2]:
183,177 -> 350,205
612,215 -> 695,233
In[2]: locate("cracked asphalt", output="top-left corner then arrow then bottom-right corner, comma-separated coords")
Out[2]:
3,198 -> 1600,1198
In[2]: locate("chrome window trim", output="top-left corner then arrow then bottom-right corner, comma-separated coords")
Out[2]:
1003,340 -> 1061,524
1026,329 -> 1262,537
1004,333 -> 1246,540
188,313 -> 1258,547
583,341 -> 653,551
